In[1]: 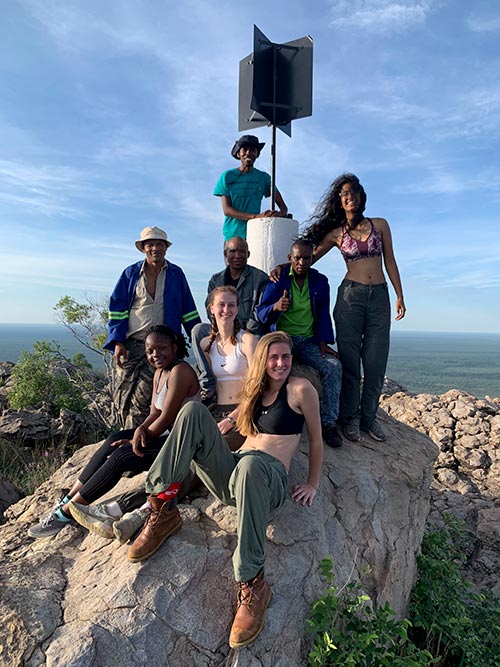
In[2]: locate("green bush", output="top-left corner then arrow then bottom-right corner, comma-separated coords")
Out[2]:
308,518 -> 500,667
8,340 -> 91,416
409,515 -> 500,667
308,557 -> 435,666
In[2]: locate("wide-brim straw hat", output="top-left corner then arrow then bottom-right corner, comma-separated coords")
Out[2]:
135,226 -> 172,252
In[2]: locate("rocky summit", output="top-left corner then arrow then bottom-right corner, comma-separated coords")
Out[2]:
381,387 -> 500,594
0,403 -> 436,667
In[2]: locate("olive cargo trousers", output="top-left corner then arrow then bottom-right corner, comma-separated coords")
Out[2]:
146,402 -> 288,582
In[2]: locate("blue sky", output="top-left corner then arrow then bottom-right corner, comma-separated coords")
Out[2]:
1,0 -> 499,333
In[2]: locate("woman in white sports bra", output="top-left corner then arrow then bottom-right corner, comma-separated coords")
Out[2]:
200,286 -> 257,451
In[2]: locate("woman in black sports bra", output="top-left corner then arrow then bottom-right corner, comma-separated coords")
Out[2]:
126,331 -> 323,650
301,173 -> 406,443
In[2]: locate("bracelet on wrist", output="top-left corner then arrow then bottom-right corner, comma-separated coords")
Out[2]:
226,416 -> 236,425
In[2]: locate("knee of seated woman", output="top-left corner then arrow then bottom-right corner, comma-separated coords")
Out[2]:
178,400 -> 205,420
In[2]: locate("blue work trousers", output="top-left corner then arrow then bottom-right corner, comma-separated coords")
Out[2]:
191,322 -> 214,396
290,336 -> 342,427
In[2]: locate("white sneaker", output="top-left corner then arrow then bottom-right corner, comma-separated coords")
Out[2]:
69,501 -> 123,539
113,507 -> 150,544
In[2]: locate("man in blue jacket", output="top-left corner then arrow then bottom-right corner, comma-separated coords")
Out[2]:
256,239 -> 343,447
104,226 -> 201,427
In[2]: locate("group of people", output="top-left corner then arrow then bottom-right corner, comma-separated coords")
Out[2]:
27,134 -> 405,650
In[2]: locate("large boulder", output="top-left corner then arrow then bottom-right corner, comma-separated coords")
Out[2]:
0,412 -> 437,667
381,388 -> 500,594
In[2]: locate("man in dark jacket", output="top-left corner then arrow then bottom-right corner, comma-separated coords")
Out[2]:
104,226 -> 200,427
257,239 -> 342,447
191,236 -> 268,403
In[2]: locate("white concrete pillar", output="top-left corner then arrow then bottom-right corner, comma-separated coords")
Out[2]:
246,217 -> 299,275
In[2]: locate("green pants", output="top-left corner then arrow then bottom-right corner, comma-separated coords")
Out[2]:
211,403 -> 246,452
146,402 -> 288,582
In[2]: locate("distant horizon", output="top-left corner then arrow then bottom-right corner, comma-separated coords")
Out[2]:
0,322 -> 498,337
1,322 -> 499,398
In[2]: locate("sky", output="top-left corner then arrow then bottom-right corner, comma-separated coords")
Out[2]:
1,0 -> 499,333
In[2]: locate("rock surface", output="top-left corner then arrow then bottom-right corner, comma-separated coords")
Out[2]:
0,412 -> 436,667
381,387 -> 500,594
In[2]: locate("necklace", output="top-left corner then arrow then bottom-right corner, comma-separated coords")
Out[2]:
217,335 -> 232,348
347,215 -> 365,231
347,217 -> 368,240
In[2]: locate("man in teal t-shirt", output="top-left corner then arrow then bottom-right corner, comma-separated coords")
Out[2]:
214,135 -> 288,240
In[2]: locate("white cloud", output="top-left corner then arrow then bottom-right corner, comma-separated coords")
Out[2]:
0,160 -> 90,217
329,0 -> 436,33
466,11 -> 500,33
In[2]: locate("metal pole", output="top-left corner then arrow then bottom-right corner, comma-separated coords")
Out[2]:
271,123 -> 277,211
270,44 -> 277,210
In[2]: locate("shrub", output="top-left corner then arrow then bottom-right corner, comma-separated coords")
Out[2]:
0,437 -> 68,497
8,340 -> 92,416
309,518 -> 500,667
308,557 -> 435,666
409,515 -> 500,667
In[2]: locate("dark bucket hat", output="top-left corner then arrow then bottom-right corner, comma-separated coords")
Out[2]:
231,135 -> 265,159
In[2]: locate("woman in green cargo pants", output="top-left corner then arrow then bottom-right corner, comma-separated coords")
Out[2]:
127,331 -> 323,650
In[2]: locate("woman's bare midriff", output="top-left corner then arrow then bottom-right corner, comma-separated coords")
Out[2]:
216,378 -> 244,405
344,256 -> 385,285
240,432 -> 302,472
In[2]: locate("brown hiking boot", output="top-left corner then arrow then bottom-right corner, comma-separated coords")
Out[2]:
229,571 -> 272,649
127,496 -> 182,562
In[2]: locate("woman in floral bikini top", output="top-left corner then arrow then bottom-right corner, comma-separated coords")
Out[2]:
339,218 -> 383,263
297,173 -> 406,444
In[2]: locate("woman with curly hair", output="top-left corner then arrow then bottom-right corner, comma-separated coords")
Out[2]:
126,331 -> 323,649
302,173 -> 406,442
200,285 -> 257,450
28,325 -> 200,539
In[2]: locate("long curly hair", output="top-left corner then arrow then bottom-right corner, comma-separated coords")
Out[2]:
236,331 -> 292,437
204,285 -> 242,353
302,173 -> 367,247
145,325 -> 189,359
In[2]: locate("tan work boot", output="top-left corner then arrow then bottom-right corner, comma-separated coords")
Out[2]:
127,496 -> 182,562
229,571 -> 271,649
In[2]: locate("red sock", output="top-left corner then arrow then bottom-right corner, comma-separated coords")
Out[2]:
157,483 -> 181,502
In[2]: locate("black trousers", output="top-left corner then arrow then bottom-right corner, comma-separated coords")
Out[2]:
77,429 -> 167,504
